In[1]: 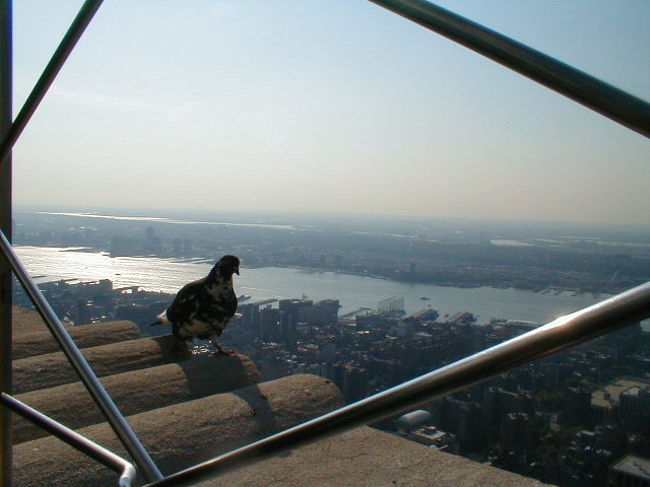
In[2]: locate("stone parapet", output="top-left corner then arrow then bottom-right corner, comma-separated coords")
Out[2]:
12,335 -> 187,393
12,353 -> 260,443
13,374 -> 343,487
12,306 -> 46,336
12,320 -> 141,359
200,426 -> 555,487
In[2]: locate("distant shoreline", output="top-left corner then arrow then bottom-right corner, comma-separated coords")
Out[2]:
17,244 -> 611,299
14,208 -> 648,297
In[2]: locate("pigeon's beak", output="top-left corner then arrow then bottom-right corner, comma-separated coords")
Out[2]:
234,266 -> 240,276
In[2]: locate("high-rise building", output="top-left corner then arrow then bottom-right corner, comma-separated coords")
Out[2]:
315,299 -> 339,324
608,455 -> 650,487
565,386 -> 593,427
143,226 -> 162,254
279,299 -> 302,350
620,386 -> 650,435
260,305 -> 281,342
500,412 -> 534,454
238,303 -> 261,336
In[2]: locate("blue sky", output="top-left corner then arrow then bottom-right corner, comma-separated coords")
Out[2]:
10,0 -> 650,224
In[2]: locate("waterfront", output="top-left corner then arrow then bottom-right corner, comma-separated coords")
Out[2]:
15,245 -> 608,325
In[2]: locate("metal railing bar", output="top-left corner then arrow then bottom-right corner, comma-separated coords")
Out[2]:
0,229 -> 164,482
145,281 -> 650,487
0,392 -> 135,487
0,0 -> 104,167
367,0 -> 650,138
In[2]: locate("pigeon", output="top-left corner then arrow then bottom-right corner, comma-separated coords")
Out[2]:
150,255 -> 240,354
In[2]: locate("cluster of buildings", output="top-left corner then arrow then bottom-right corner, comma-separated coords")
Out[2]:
237,298 -> 340,349
110,227 -> 194,257
13,279 -> 171,326
387,325 -> 650,487
223,299 -> 649,487
227,299 -> 482,403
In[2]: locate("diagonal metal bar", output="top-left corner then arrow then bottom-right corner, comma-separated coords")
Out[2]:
145,281 -> 650,487
0,229 -> 164,482
368,0 -> 650,138
0,0 -> 104,167
1,392 -> 136,487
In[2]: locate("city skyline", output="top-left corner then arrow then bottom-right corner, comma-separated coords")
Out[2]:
11,1 -> 650,225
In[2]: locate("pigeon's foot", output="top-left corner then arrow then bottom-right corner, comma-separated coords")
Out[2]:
214,344 -> 237,355
208,348 -> 237,357
218,348 -> 237,355
209,338 -> 236,356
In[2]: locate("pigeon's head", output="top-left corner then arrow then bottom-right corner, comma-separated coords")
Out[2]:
212,255 -> 240,279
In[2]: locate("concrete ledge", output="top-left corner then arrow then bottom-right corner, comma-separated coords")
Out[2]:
12,306 -> 47,336
12,320 -> 141,359
12,335 -> 187,393
13,353 -> 260,443
200,426 -> 554,487
13,374 -> 344,487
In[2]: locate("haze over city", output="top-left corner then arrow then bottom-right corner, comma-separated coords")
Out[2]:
11,0 -> 650,224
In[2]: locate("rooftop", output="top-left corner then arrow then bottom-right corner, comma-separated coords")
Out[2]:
610,454 -> 650,481
591,379 -> 650,409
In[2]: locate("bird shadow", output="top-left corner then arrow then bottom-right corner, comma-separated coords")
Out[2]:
230,380 -> 280,437
173,352 -> 279,437
157,335 -> 193,361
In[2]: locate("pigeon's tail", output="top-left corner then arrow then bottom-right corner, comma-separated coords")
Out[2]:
150,311 -> 172,327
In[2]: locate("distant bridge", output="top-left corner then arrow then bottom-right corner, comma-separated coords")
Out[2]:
339,307 -> 372,319
377,296 -> 405,314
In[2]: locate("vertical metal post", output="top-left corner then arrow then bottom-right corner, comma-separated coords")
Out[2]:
0,1 -> 12,485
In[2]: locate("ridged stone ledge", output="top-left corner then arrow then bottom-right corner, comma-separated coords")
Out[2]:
12,320 -> 142,359
12,353 -> 260,443
13,374 -> 344,487
200,426 -> 555,487
11,306 -> 48,334
12,334 -> 187,393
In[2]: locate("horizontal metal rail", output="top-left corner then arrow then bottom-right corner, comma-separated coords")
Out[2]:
146,281 -> 650,487
0,229 -> 163,481
0,0 -> 104,167
0,392 -> 135,487
368,0 -> 650,138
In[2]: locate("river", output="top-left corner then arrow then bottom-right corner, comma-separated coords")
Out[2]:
12,245 -> 617,326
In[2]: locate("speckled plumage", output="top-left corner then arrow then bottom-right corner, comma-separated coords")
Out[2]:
153,255 -> 240,353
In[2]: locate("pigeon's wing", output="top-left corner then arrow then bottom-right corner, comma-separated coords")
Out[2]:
200,287 -> 237,320
166,279 -> 203,323
222,286 -> 238,318
192,279 -> 238,336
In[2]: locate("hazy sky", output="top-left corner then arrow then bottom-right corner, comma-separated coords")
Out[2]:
11,1 -> 650,224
